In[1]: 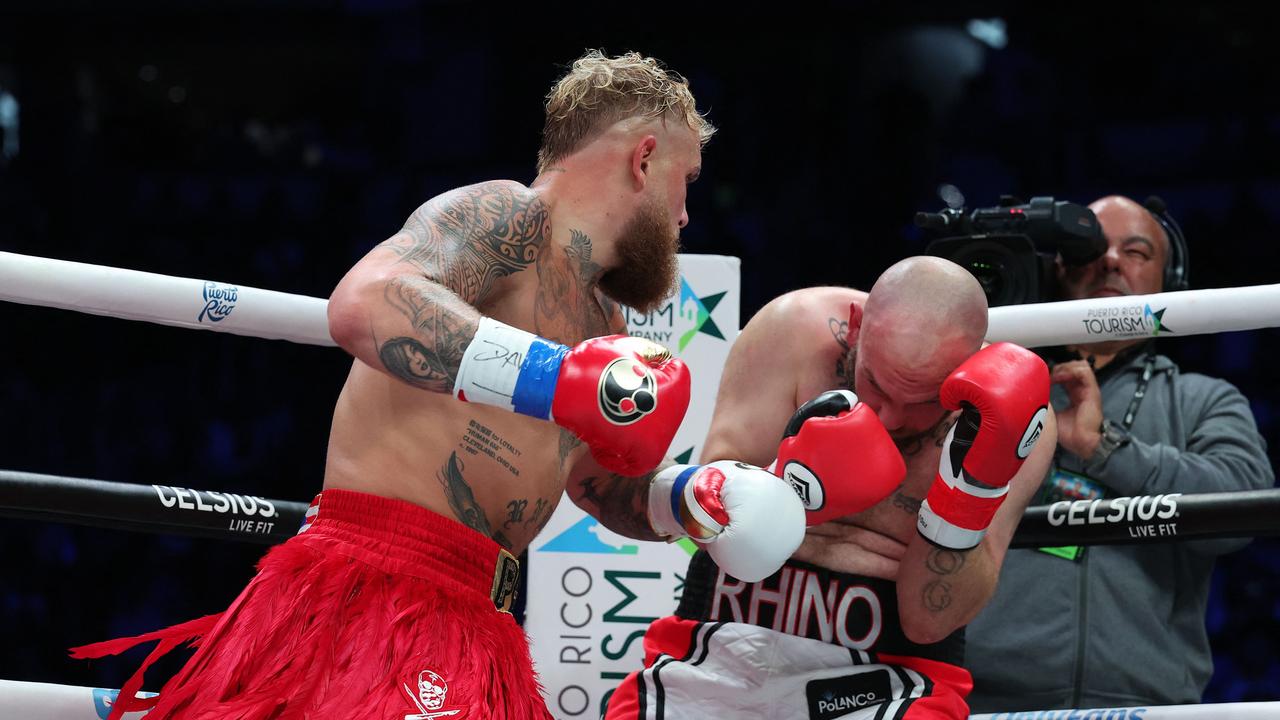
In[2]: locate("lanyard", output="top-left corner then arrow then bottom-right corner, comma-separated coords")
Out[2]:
1120,353 -> 1157,430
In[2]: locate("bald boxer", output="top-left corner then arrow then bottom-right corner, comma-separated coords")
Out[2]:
73,50 -> 804,720
606,257 -> 1057,720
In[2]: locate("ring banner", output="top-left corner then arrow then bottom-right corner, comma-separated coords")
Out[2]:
1009,488 -> 1280,548
0,470 -> 307,544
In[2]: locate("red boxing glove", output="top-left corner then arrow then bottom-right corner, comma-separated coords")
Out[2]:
552,336 -> 691,476
917,342 -> 1050,550
774,390 -> 906,525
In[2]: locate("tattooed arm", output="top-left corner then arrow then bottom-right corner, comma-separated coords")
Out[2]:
895,408 -> 1057,644
328,181 -> 549,392
564,442 -> 669,542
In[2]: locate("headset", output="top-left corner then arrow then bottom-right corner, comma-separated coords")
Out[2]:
1142,195 -> 1190,292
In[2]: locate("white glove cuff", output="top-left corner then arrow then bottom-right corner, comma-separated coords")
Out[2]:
648,464 -> 700,539
453,317 -> 538,410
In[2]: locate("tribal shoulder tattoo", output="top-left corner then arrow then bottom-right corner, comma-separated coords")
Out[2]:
375,182 -> 551,392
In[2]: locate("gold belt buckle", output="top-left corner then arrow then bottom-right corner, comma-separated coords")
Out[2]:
490,547 -> 520,614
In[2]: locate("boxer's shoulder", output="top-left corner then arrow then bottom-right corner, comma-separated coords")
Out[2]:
748,287 -> 863,343
407,180 -> 549,243
761,286 -> 864,317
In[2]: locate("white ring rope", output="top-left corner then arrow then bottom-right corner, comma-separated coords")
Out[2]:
0,251 -> 335,346
4,252 -> 1278,715
986,284 -> 1280,347
3,251 -> 1278,349
1,680 -> 1276,720
971,702 -> 1280,719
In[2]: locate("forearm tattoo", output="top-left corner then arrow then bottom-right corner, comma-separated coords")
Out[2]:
558,429 -> 583,472
892,490 -> 922,515
376,182 -> 549,388
578,469 -> 664,542
921,547 -> 967,613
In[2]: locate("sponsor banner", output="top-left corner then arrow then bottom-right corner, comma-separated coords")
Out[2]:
527,254 -> 739,719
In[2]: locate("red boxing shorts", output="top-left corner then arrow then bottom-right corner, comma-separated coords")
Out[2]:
71,489 -> 550,720
605,552 -> 972,720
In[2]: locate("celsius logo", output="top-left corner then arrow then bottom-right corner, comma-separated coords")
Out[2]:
1047,494 -> 1181,527
597,358 -> 657,425
199,281 -> 238,323
153,485 -> 277,518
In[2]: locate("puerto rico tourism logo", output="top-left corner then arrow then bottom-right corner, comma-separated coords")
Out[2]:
625,276 -> 728,351
1081,303 -> 1174,340
198,281 -> 238,323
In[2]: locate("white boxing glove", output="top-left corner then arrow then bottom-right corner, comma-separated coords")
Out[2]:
649,460 -> 806,582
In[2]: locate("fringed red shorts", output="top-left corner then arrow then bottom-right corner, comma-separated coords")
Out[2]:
71,489 -> 551,720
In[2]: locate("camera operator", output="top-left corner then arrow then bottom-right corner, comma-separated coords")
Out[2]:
963,195 -> 1275,712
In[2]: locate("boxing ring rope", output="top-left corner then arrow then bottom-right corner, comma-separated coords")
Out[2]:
4,250 -> 1280,719
3,469 -> 1279,549
0,252 -> 334,346
2,680 -> 1276,720
3,471 -> 1279,720
3,250 -> 1280,347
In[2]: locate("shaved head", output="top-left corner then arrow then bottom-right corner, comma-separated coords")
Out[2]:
850,256 -> 989,437
862,256 -> 988,372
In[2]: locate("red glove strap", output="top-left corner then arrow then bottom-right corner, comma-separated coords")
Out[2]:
690,466 -> 731,527
923,480 -> 1006,531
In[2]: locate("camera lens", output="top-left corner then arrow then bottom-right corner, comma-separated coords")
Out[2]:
967,259 -> 1004,298
947,240 -> 1032,306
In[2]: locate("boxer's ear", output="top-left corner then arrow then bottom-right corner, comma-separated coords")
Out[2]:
631,136 -> 657,189
845,302 -> 864,348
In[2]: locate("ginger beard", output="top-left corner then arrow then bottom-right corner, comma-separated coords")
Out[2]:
600,194 -> 681,314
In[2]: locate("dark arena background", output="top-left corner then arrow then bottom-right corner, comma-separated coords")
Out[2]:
2,1 -> 1278,707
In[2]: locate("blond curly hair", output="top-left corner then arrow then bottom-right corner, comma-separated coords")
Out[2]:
537,50 -> 716,173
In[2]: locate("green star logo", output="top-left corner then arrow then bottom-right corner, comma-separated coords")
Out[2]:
677,277 -> 727,351
1144,304 -> 1175,336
